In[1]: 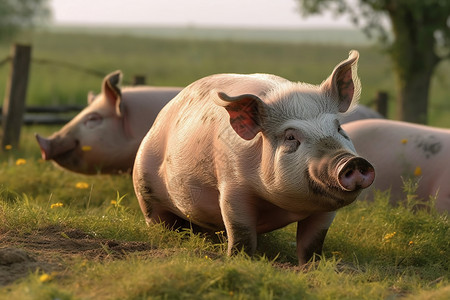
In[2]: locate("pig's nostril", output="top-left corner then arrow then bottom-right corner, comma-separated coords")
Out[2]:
344,170 -> 354,178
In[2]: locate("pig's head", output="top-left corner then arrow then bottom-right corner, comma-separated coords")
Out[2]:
35,70 -> 136,174
215,50 -> 374,212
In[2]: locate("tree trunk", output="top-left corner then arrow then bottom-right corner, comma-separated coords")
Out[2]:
387,5 -> 440,124
396,67 -> 433,124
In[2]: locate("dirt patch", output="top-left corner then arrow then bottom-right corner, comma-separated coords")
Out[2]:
0,225 -> 154,286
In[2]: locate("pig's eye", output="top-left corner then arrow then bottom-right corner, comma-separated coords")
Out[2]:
84,113 -> 103,129
283,129 -> 301,152
286,134 -> 296,141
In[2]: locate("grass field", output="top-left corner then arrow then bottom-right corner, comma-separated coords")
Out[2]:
0,28 -> 449,299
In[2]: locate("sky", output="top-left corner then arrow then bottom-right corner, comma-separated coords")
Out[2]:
50,0 -> 355,29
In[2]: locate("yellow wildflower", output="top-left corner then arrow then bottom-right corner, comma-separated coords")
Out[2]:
331,251 -> 342,257
110,200 -> 117,205
50,203 -> 64,209
39,273 -> 52,283
414,166 -> 422,176
81,145 -> 92,152
383,232 -> 396,241
4,145 -> 12,150
408,241 -> 414,246
401,139 -> 408,144
75,182 -> 90,189
15,158 -> 26,166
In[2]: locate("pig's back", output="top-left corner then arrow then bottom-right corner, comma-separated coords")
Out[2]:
149,73 -> 288,149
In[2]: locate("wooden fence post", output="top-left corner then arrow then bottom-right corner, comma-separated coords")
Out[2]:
375,91 -> 388,118
133,75 -> 146,86
1,44 -> 31,150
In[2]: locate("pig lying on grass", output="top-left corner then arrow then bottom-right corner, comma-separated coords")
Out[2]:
35,71 -> 182,174
343,119 -> 450,213
133,50 -> 375,264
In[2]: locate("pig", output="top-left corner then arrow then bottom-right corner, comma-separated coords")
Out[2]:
35,71 -> 182,174
133,50 -> 375,264
342,119 -> 450,213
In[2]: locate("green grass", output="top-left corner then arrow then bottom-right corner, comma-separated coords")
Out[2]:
0,30 -> 449,299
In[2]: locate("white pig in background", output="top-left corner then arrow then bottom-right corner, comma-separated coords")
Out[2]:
133,50 -> 375,264
343,119 -> 450,213
35,71 -> 182,174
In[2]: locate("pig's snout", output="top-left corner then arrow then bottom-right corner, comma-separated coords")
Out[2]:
337,157 -> 375,191
35,134 -> 52,160
36,133 -> 80,161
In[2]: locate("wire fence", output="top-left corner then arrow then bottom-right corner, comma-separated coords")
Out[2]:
0,54 -> 140,85
0,54 -> 106,79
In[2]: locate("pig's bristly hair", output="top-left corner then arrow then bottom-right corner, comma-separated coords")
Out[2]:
261,50 -> 361,127
260,82 -> 346,133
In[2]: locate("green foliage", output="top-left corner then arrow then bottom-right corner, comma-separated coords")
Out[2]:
0,0 -> 50,40
296,0 -> 450,124
296,0 -> 450,52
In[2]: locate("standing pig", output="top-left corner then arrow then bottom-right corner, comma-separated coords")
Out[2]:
36,71 -> 182,174
343,119 -> 450,213
133,50 -> 375,264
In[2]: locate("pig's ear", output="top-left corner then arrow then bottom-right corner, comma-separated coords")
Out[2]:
320,50 -> 361,113
87,91 -> 96,105
102,70 -> 123,117
215,92 -> 266,140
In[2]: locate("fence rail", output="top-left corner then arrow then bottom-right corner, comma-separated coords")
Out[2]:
0,105 -> 84,125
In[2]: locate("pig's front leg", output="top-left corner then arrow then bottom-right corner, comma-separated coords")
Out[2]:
219,187 -> 257,256
296,211 -> 336,265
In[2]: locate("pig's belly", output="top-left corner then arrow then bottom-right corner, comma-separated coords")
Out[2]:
170,185 -> 308,233
170,186 -> 224,230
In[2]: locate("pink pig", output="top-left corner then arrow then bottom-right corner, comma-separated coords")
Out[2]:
343,119 -> 450,213
36,71 -> 182,174
133,51 -> 375,264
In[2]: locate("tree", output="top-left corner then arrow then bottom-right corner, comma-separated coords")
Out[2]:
0,0 -> 51,40
296,0 -> 450,124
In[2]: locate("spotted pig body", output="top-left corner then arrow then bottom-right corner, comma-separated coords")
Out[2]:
133,51 -> 375,264
343,119 -> 450,213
